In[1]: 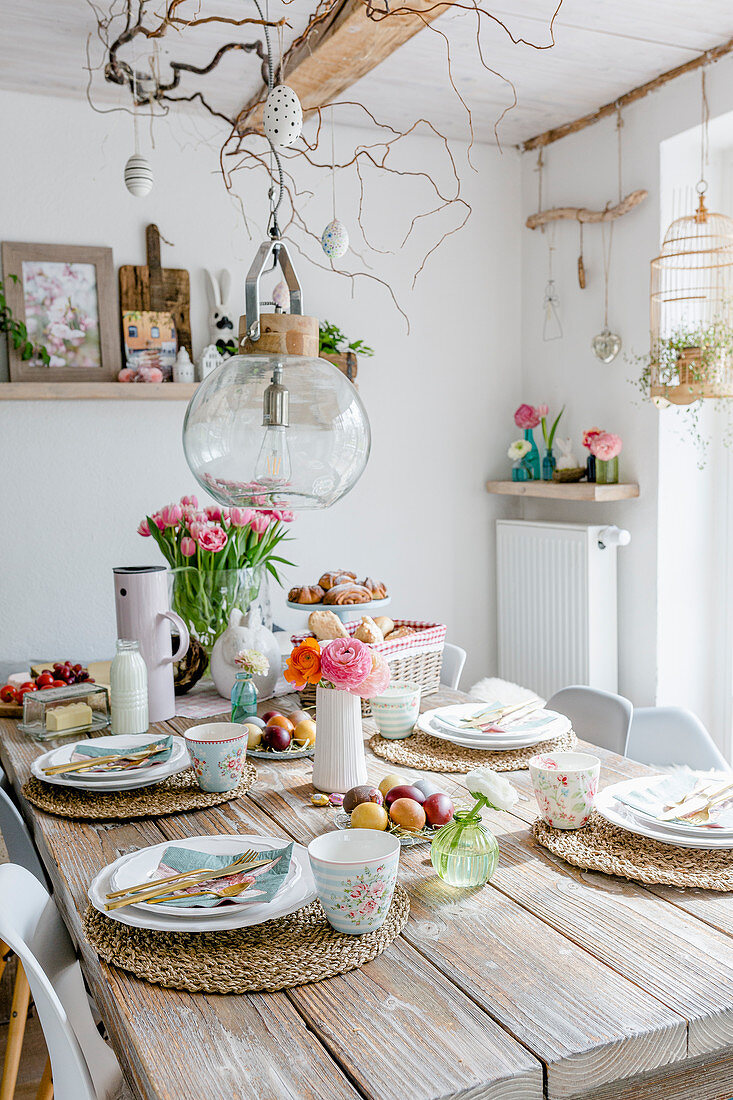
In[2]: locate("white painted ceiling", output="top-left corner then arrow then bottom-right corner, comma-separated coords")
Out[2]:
1,0 -> 732,145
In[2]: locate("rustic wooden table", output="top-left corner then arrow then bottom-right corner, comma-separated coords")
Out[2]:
2,688 -> 733,1100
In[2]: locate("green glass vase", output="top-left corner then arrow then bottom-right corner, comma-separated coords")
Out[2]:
596,456 -> 619,484
231,672 -> 257,723
430,809 -> 499,887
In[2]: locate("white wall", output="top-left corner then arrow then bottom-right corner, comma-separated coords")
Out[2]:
0,90 -> 522,687
518,55 -> 733,719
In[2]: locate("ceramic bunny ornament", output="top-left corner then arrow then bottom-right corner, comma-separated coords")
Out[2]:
210,607 -> 281,701
556,436 -> 578,470
205,269 -> 236,355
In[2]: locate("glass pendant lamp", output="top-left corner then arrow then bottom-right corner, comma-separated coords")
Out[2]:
183,238 -> 371,510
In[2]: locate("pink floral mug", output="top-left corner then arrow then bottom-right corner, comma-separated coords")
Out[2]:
183,722 -> 247,793
529,751 -> 600,830
308,830 -> 400,935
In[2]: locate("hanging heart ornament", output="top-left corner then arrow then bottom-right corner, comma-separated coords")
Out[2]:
263,85 -> 303,148
591,327 -> 622,363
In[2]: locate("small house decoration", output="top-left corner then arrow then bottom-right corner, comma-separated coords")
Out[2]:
173,346 -> 194,383
198,343 -> 223,381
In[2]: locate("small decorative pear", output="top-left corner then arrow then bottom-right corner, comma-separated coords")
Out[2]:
124,154 -> 154,197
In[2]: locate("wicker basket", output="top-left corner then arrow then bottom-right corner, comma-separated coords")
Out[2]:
293,619 -> 446,716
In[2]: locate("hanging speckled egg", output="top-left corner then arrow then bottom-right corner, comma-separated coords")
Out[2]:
272,280 -> 290,311
321,218 -> 349,259
263,85 -> 302,148
124,154 -> 154,197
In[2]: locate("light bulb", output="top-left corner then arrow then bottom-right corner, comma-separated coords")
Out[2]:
255,425 -> 292,485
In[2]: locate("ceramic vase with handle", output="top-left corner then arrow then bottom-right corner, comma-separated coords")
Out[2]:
312,686 -> 367,794
113,566 -> 189,722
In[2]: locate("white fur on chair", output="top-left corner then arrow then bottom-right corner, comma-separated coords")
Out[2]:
469,677 -> 543,706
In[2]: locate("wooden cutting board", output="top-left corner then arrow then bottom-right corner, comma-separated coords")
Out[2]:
119,224 -> 192,357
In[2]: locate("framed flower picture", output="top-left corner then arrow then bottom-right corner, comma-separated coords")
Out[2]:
2,242 -> 121,381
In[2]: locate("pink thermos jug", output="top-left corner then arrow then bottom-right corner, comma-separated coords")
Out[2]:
113,567 -> 189,723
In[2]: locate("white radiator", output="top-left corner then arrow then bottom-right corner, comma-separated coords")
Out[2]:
496,520 -> 627,700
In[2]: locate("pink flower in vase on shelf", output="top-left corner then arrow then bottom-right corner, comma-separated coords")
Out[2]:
195,526 -> 228,553
180,536 -> 196,558
320,638 -> 373,693
589,432 -> 622,461
514,404 -> 540,430
582,427 -> 604,450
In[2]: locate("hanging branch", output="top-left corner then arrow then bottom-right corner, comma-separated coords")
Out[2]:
525,190 -> 648,230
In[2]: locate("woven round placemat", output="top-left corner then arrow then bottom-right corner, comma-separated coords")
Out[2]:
532,811 -> 733,890
369,730 -> 577,773
22,764 -> 257,821
83,884 -> 410,993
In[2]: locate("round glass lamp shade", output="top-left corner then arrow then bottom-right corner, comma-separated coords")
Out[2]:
183,353 -> 371,510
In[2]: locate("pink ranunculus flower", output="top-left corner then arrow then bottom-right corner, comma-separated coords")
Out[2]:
536,404 -> 549,419
357,650 -> 391,698
137,519 -> 151,537
196,525 -> 228,553
250,511 -> 271,535
582,427 -> 604,450
160,503 -> 183,528
320,638 -> 374,693
180,495 -> 198,508
590,431 -> 622,461
229,507 -> 255,528
514,404 -> 540,430
180,536 -> 196,557
204,504 -> 222,521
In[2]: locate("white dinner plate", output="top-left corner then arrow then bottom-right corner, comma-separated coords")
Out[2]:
32,736 -> 189,791
90,836 -> 316,932
595,785 -> 733,849
599,776 -> 733,840
39,734 -> 188,782
110,834 -> 300,917
431,701 -> 547,733
417,708 -> 569,750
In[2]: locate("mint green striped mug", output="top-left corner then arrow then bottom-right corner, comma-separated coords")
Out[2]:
369,681 -> 421,740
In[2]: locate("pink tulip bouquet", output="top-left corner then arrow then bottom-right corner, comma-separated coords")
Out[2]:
138,495 -> 295,646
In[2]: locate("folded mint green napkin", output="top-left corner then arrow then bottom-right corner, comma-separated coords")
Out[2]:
154,843 -> 294,908
71,735 -> 173,771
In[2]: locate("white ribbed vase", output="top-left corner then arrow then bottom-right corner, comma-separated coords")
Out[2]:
312,686 -> 367,794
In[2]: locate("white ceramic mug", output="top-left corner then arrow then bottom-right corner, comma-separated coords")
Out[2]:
369,681 -> 421,740
308,829 -> 400,935
183,722 -> 247,793
529,751 -> 600,830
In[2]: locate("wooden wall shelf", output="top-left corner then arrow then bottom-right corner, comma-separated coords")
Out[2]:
0,383 -> 198,401
486,480 -> 640,501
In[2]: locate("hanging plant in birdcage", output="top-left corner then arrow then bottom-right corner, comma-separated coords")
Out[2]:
648,191 -> 733,405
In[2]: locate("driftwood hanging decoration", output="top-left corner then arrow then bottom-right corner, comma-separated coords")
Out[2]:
526,189 -> 648,230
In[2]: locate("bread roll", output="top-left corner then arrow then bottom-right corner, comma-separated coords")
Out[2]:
288,585 -> 325,604
318,570 -> 357,591
323,584 -> 372,605
361,577 -> 388,599
354,616 -> 384,644
308,610 -> 348,640
384,626 -> 416,640
373,617 -> 394,636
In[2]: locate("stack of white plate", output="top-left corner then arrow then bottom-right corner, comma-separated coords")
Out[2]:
417,702 -> 570,751
32,734 -> 190,792
596,774 -> 733,849
88,834 -> 316,931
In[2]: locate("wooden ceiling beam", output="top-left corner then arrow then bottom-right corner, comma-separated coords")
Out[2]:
236,0 -> 450,133
523,34 -> 733,153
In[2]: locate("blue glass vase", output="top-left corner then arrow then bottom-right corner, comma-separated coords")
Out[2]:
586,455 -> 596,483
511,461 -> 529,481
542,448 -> 556,480
523,429 -> 540,480
231,672 -> 257,722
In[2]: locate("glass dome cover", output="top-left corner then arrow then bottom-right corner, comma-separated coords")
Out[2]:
183,351 -> 371,510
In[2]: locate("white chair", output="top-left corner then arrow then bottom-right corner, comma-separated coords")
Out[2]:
626,707 -> 731,771
440,644 -> 467,691
0,864 -> 124,1100
546,685 -> 633,757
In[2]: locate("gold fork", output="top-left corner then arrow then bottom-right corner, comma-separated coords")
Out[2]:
146,882 -> 254,906
104,849 -> 259,900
104,856 -> 273,910
43,746 -> 167,776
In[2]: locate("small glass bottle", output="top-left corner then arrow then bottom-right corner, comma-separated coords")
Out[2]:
110,639 -> 149,735
596,456 -> 619,484
586,454 -> 597,483
430,808 -> 499,887
542,447 -> 556,481
523,429 -> 541,480
511,460 -> 529,482
231,671 -> 257,723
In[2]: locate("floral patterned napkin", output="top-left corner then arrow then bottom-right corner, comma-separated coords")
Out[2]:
152,843 -> 294,908
71,735 -> 174,773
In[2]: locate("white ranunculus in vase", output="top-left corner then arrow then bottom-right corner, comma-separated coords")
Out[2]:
465,767 -> 519,812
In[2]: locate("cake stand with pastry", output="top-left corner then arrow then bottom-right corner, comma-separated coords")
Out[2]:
287,569 -> 391,622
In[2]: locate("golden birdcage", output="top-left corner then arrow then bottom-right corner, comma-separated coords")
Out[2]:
650,194 -> 733,405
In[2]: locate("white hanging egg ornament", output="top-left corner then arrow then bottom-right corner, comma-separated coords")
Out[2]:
321,218 -> 349,259
263,85 -> 302,148
272,280 -> 290,311
124,154 -> 154,197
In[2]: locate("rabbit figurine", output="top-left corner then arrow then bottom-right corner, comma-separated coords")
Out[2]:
556,436 -> 578,470
205,269 -> 236,355
210,607 -> 281,700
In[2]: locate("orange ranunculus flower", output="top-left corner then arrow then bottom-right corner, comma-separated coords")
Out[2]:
284,638 -> 322,690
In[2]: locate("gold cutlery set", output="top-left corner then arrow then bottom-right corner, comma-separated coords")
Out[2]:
457,698 -> 544,731
103,850 -> 275,910
42,745 -> 168,776
659,777 -> 733,825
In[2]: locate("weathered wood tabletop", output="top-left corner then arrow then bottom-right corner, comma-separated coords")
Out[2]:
2,688 -> 733,1100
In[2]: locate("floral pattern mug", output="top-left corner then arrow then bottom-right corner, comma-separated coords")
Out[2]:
183,721 -> 247,793
529,751 -> 600,830
308,829 -> 400,935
